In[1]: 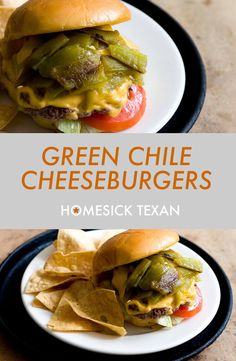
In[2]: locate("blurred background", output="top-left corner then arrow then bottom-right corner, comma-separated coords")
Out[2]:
151,0 -> 236,132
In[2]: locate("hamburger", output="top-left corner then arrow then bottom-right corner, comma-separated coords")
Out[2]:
93,229 -> 203,328
0,0 -> 147,133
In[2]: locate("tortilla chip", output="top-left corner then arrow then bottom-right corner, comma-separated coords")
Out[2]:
0,6 -> 15,39
95,229 -> 124,249
24,270 -> 78,294
55,229 -> 124,254
65,281 -> 126,336
1,1 -> 27,6
44,251 -> 94,277
112,265 -> 129,300
64,279 -> 94,300
32,297 -> 48,310
36,289 -> 65,312
55,229 -> 97,254
0,104 -> 17,130
1,1 -> 24,6
48,281 -> 101,332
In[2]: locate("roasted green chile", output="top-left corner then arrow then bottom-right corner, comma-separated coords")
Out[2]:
39,44 -> 101,89
82,29 -> 122,45
67,33 -> 92,48
109,44 -> 147,73
126,259 -> 151,291
101,56 -> 143,84
7,27 -> 147,101
138,255 -> 180,295
124,250 -> 202,301
162,250 -> 203,273
29,34 -> 69,70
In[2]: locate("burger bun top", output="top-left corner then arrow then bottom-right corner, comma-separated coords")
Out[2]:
93,229 -> 179,275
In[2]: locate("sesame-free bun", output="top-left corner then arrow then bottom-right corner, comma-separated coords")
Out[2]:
5,0 -> 131,40
93,229 -> 179,275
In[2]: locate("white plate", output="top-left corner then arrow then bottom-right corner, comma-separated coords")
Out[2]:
21,230 -> 221,355
2,2 -> 185,134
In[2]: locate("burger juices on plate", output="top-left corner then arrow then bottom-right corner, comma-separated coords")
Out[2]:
0,0 -> 147,133
93,230 -> 203,328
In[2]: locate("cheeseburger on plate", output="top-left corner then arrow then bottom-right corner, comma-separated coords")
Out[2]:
0,0 -> 147,133
93,230 -> 203,328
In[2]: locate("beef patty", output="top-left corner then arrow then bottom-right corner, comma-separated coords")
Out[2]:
24,106 -> 75,121
136,307 -> 170,319
24,106 -> 109,121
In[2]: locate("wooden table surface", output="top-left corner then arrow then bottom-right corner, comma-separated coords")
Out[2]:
0,229 -> 235,361
152,0 -> 236,132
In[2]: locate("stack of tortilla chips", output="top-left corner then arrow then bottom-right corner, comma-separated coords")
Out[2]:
25,229 -> 126,336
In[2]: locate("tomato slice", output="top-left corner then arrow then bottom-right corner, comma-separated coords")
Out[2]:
173,286 -> 203,318
84,84 -> 146,132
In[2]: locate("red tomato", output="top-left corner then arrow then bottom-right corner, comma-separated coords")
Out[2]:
173,286 -> 203,318
84,85 -> 146,132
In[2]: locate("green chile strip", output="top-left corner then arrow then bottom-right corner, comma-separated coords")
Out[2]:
29,34 -> 69,70
126,259 -> 151,291
138,254 -> 180,294
162,251 -> 203,273
109,44 -> 147,74
102,56 -> 131,75
174,257 -> 203,273
39,45 -> 101,90
82,29 -> 121,45
67,33 -> 92,48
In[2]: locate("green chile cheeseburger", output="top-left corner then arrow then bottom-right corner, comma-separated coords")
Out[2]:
0,0 -> 147,133
93,230 -> 203,328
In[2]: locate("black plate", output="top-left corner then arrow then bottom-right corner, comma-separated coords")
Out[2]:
126,0 -> 206,133
0,230 -> 232,361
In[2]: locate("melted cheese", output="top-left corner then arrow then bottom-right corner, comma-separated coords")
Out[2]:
1,29 -> 136,118
126,280 -> 197,315
1,60 -> 132,117
111,265 -> 197,318
125,281 -> 198,328
127,295 -> 175,314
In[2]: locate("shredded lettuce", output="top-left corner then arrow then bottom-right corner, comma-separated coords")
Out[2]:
57,119 -> 81,133
57,120 -> 104,133
156,315 -> 172,328
80,123 -> 102,133
171,316 -> 184,326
